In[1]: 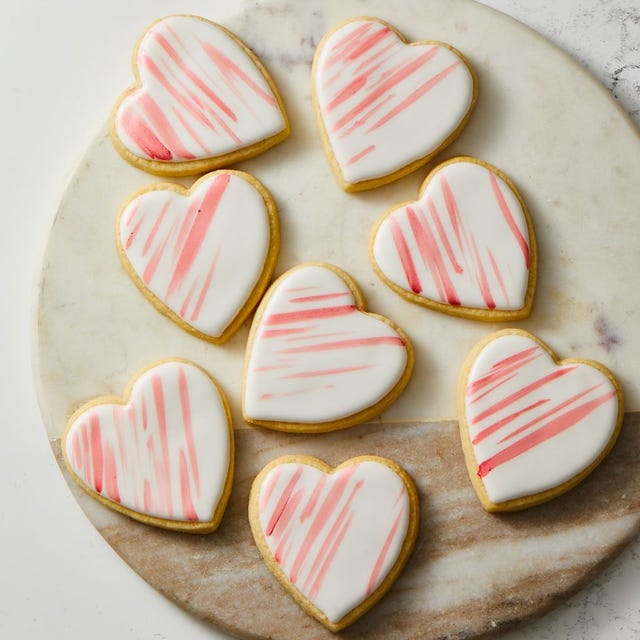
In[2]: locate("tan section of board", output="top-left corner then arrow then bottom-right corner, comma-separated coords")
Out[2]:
53,413 -> 640,640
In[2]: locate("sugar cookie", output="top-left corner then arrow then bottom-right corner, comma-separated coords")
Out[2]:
312,17 -> 477,191
117,170 -> 279,343
249,455 -> 419,631
62,359 -> 234,533
111,14 -> 290,176
458,329 -> 623,512
371,157 -> 536,321
243,262 -> 414,432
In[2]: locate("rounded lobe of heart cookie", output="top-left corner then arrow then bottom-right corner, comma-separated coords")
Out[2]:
242,263 -> 414,432
117,170 -> 279,343
62,360 -> 234,533
371,157 -> 536,320
459,330 -> 623,511
111,14 -> 289,176
313,17 -> 477,191
249,455 -> 419,631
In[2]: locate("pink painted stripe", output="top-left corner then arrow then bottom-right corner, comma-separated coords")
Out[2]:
103,442 -> 121,503
166,173 -> 230,297
407,206 -> 459,305
471,367 -> 577,425
282,364 -> 373,379
478,390 -> 617,477
307,513 -> 354,599
488,249 -> 510,306
366,509 -> 404,595
278,336 -> 405,354
138,93 -> 196,160
259,466 -> 283,513
467,348 -> 542,397
151,374 -> 173,517
332,46 -> 439,132
178,367 -> 200,497
119,108 -> 173,160
89,414 -> 103,493
142,198 -> 172,256
300,475 -> 327,522
471,398 -> 549,445
304,480 -> 364,594
179,450 -> 198,521
259,327 -> 312,339
367,60 -> 461,132
201,42 -> 277,105
425,197 -> 463,274
288,465 -> 359,583
189,249 -> 220,322
289,292 -> 351,304
389,215 -> 422,294
489,172 -> 530,268
263,305 -> 356,326
498,383 -> 605,444
265,466 -> 304,536
323,22 -> 374,68
345,144 -> 376,166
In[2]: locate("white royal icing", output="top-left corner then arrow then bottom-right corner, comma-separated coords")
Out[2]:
244,264 -> 409,425
373,160 -> 532,311
464,333 -> 619,504
64,361 -> 231,523
314,19 -> 474,185
115,15 -> 286,163
119,171 -> 272,338
256,460 -> 411,623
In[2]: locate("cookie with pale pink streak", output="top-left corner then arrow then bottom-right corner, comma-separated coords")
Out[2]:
312,17 -> 477,191
458,329 -> 624,512
62,359 -> 234,533
242,262 -> 414,433
117,170 -> 279,344
371,157 -> 537,321
110,14 -> 290,177
249,455 -> 419,631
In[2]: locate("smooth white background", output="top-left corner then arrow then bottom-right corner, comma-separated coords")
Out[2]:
2,1 -> 638,638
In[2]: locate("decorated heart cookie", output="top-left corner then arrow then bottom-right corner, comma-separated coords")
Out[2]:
458,329 -> 623,512
111,14 -> 290,176
371,157 -> 536,321
243,263 -> 414,432
249,455 -> 419,631
117,170 -> 279,343
312,17 -> 477,191
62,360 -> 234,532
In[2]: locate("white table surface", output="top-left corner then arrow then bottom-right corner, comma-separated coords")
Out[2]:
2,1 -> 638,638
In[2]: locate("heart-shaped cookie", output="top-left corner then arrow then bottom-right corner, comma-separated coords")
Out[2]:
371,157 -> 536,321
62,359 -> 234,532
117,170 -> 279,343
243,263 -> 414,432
249,455 -> 419,631
111,14 -> 289,176
312,17 -> 477,191
458,329 -> 623,512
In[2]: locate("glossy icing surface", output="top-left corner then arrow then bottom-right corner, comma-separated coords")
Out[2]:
373,159 -> 532,311
114,15 -> 286,163
244,264 -> 409,424
464,333 -> 620,504
314,18 -> 474,185
256,460 -> 410,623
119,171 -> 272,338
64,361 -> 231,523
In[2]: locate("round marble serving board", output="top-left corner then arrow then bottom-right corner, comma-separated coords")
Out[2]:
34,0 -> 640,638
